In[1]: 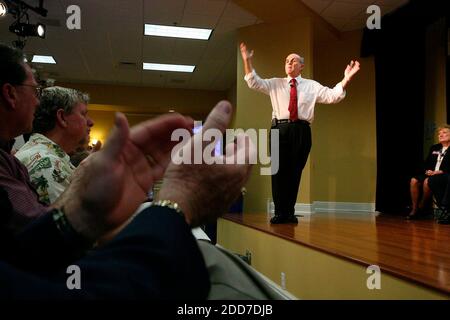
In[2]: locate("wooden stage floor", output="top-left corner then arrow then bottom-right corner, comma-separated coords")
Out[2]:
221,212 -> 450,295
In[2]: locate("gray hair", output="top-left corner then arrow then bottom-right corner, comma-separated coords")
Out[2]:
294,54 -> 305,64
33,86 -> 89,134
287,53 -> 305,64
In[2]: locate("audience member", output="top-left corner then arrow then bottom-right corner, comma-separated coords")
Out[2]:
1,98 -> 253,298
1,42 -> 255,299
15,86 -> 94,204
0,43 -> 47,233
407,126 -> 450,219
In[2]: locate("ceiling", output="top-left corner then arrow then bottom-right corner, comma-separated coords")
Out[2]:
0,0 -> 409,91
302,0 -> 409,32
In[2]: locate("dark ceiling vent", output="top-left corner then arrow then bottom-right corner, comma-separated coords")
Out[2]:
116,61 -> 137,70
117,61 -> 137,69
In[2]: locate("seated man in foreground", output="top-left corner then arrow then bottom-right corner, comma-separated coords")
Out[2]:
0,98 -> 254,299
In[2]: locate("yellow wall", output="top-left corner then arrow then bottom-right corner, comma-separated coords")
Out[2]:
313,31 -> 377,203
58,82 -> 226,119
87,109 -> 116,145
424,18 -> 447,153
85,108 -> 158,146
57,82 -> 227,145
236,18 -> 314,212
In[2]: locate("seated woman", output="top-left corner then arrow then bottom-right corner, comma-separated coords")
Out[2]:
408,125 -> 450,219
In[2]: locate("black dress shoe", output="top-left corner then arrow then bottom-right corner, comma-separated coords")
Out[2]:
285,215 -> 298,223
437,209 -> 450,224
270,215 -> 286,224
270,215 -> 298,224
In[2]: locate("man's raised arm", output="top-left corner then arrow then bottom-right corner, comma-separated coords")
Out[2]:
240,42 -> 254,76
341,60 -> 361,89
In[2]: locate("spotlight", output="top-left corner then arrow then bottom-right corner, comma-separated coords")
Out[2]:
0,1 -> 7,17
9,22 -> 46,38
36,23 -> 45,37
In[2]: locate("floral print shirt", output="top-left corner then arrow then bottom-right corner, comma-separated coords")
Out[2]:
15,133 -> 75,205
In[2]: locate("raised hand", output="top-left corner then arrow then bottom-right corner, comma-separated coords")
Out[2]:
344,60 -> 361,81
240,42 -> 255,75
240,42 -> 254,61
341,60 -> 361,89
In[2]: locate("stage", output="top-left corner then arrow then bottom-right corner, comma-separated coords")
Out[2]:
217,212 -> 450,299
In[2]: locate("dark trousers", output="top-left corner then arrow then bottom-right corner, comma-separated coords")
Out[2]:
270,121 -> 312,217
428,173 -> 450,208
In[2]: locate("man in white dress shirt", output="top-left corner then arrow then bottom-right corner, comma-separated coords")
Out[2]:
240,42 -> 360,224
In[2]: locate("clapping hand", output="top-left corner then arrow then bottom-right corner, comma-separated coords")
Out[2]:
57,112 -> 193,241
157,101 -> 255,227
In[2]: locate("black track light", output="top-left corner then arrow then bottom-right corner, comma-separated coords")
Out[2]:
9,22 -> 46,38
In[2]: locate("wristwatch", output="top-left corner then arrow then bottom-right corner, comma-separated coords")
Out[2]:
51,207 -> 93,251
150,200 -> 184,218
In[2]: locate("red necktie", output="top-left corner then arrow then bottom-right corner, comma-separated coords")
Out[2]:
288,78 -> 298,121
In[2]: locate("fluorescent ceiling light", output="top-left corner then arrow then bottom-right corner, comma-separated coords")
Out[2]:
32,55 -> 56,64
143,63 -> 195,73
144,24 -> 212,40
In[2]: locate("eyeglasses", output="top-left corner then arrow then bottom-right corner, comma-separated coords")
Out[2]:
16,84 -> 43,99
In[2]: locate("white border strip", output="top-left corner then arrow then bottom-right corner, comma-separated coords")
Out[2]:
267,199 -> 375,215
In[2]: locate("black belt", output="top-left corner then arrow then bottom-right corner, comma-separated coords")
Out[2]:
271,118 -> 310,126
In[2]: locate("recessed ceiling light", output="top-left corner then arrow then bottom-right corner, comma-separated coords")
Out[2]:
143,63 -> 195,73
144,24 -> 212,40
32,55 -> 56,64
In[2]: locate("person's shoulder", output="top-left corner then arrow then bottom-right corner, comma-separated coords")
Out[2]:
15,138 -> 47,159
0,148 -> 15,171
267,77 -> 287,84
0,148 -> 11,160
431,143 -> 442,150
427,144 -> 443,155
300,77 -> 320,86
15,145 -> 51,168
15,140 -> 33,158
0,147 -> 29,176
